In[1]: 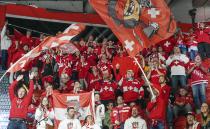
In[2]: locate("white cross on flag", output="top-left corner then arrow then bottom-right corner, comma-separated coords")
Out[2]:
148,8 -> 160,18
6,23 -> 86,73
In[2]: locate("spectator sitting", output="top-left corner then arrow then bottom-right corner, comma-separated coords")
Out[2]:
197,102 -> 210,128
58,107 -> 82,129
94,93 -> 105,128
104,101 -> 114,129
185,112 -> 201,129
124,105 -> 147,129
173,87 -> 193,118
82,115 -> 101,129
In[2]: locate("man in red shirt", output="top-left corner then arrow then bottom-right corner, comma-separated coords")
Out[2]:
196,22 -> 210,60
19,30 -> 33,48
120,70 -> 144,104
7,72 -> 35,129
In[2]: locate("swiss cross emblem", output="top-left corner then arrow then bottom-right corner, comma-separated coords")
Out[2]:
164,41 -> 171,47
148,8 -> 160,18
174,60 -> 179,65
104,86 -> 109,91
128,86 -> 133,90
124,40 -> 135,51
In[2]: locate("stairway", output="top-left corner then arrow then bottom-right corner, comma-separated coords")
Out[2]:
0,70 -> 10,129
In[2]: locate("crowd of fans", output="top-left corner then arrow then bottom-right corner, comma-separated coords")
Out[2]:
1,21 -> 210,129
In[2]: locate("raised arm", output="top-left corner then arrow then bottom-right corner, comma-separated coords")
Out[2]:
8,75 -> 24,101
1,22 -> 6,41
25,72 -> 35,104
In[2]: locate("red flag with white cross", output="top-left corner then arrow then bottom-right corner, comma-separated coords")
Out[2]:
89,0 -> 176,57
6,23 -> 85,73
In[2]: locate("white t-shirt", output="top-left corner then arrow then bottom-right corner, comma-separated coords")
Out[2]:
124,116 -> 147,129
58,118 -> 82,129
82,124 -> 101,129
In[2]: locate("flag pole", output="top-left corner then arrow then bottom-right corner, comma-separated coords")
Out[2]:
133,57 -> 156,99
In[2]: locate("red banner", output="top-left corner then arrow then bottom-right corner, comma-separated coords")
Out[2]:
89,0 -> 177,57
52,92 -> 95,129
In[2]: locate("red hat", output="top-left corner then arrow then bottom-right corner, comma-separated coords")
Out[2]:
42,75 -> 53,84
186,111 -> 195,117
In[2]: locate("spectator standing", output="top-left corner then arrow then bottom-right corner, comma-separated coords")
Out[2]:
35,97 -> 54,129
1,21 -> 12,70
195,22 -> 210,60
110,96 -> 131,129
7,72 -> 35,129
166,46 -> 189,94
120,70 -> 144,104
188,55 -> 208,111
146,83 -> 167,129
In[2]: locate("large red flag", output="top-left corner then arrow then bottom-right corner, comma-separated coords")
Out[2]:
89,0 -> 176,57
52,92 -> 95,129
7,23 -> 85,73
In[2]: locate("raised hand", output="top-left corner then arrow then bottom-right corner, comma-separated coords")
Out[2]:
16,75 -> 24,81
29,72 -> 35,80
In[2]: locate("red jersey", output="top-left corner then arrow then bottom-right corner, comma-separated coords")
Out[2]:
110,105 -> 131,129
99,80 -> 117,101
86,53 -> 97,66
175,93 -> 193,106
97,61 -> 113,74
8,80 -> 34,119
87,73 -> 101,91
121,78 -> 144,103
195,29 -> 210,43
77,61 -> 90,79
147,95 -> 167,121
20,36 -> 33,47
190,64 -> 208,86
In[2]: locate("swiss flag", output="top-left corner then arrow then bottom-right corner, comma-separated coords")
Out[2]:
112,56 -> 139,78
6,23 -> 86,73
89,0 -> 176,57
